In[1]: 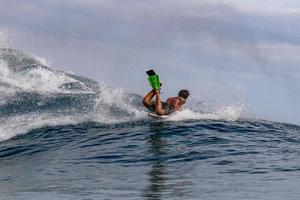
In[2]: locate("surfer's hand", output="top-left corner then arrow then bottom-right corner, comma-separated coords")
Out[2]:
153,89 -> 160,95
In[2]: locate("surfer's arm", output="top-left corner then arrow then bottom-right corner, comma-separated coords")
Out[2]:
154,91 -> 166,115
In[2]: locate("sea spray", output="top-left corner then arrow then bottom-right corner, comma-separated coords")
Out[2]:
0,48 -> 244,141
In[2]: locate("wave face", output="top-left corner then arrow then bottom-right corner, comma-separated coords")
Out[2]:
0,48 -> 147,140
1,48 -> 299,199
0,48 -> 244,141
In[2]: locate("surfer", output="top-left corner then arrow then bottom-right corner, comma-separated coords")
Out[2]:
143,69 -> 189,116
143,87 -> 190,116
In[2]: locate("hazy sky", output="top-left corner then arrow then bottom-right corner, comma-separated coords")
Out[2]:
0,0 -> 300,124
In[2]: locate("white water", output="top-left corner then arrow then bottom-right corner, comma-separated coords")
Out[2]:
169,106 -> 243,122
0,74 -> 244,141
0,106 -> 244,142
0,80 -> 244,142
0,60 -> 94,94
0,32 -> 244,141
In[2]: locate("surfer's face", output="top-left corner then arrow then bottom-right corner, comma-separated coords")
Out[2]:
179,97 -> 186,105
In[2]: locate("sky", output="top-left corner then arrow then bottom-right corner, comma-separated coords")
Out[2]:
0,0 -> 300,124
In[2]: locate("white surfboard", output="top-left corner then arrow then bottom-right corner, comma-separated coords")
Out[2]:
148,112 -> 169,119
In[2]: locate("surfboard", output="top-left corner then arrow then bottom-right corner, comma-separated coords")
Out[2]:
148,112 -> 169,119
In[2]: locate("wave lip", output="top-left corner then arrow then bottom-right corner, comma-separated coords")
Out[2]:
0,48 -> 99,94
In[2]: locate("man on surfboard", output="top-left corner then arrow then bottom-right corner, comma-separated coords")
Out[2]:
143,88 -> 190,116
143,69 -> 190,116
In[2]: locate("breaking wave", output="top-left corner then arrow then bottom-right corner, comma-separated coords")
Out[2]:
0,48 -> 244,141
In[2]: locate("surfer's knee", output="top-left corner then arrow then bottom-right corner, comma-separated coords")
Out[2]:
143,98 -> 151,107
155,109 -> 165,116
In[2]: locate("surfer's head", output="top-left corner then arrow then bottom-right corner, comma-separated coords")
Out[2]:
178,89 -> 190,104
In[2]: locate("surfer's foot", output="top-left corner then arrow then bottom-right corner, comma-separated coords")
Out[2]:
153,89 -> 160,94
151,82 -> 162,94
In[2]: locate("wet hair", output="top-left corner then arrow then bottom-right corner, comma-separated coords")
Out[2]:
178,89 -> 190,99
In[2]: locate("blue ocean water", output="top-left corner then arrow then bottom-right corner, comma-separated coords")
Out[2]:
0,48 -> 300,200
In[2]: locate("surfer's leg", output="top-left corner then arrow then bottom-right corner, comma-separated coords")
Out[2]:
143,90 -> 156,108
155,92 -> 166,115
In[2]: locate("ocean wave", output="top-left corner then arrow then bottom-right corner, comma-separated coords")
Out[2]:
0,48 -> 246,141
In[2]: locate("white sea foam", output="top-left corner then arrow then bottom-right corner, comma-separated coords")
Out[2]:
0,84 -> 147,141
94,84 -> 147,120
0,60 -> 17,103
0,60 -> 10,77
0,57 -> 94,94
168,105 -> 244,121
0,90 -> 243,141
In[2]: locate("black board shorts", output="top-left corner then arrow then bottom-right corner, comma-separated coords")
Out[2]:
146,101 -> 175,115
